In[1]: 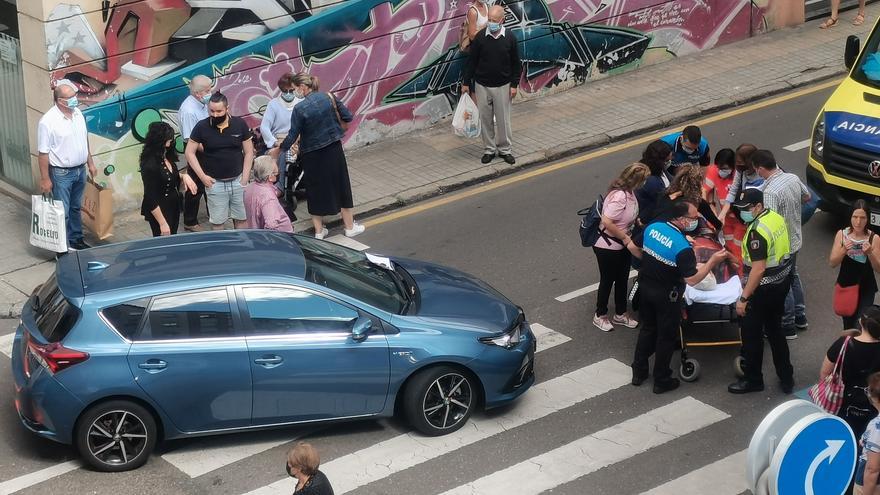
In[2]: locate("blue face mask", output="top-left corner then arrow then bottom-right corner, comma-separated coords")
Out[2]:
684,219 -> 699,232
488,22 -> 501,33
201,93 -> 211,105
280,91 -> 296,103
740,210 -> 755,223
65,96 -> 79,109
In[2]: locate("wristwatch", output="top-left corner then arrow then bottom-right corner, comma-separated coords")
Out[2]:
738,296 -> 750,303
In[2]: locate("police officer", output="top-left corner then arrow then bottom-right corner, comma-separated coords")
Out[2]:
627,198 -> 730,394
728,188 -> 795,394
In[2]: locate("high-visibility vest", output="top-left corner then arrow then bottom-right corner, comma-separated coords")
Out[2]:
742,209 -> 790,268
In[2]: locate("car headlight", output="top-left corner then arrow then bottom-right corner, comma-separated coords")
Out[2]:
812,112 -> 825,160
480,323 -> 522,349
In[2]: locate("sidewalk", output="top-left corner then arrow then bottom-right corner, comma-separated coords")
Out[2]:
1,9 -> 876,318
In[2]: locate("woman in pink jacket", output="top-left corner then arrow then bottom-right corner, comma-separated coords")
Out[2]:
244,156 -> 294,233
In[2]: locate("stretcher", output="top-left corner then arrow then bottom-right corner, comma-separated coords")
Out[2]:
679,276 -> 745,382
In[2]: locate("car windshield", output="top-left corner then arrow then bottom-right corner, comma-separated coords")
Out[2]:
296,236 -> 407,314
854,30 -> 880,89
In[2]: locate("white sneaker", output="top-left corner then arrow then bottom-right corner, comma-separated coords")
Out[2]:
612,314 -> 639,329
315,227 -> 329,240
344,222 -> 365,238
592,314 -> 614,332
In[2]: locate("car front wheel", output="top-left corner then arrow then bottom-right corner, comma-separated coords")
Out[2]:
404,366 -> 475,436
75,400 -> 157,472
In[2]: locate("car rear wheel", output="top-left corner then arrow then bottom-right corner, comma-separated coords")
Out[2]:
404,366 -> 475,436
75,400 -> 157,472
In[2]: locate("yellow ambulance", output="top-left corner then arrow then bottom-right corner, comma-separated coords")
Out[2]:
808,28 -> 880,223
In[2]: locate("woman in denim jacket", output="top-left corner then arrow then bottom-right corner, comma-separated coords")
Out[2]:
280,73 -> 364,240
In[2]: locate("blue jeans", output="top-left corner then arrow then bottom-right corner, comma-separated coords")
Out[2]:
50,165 -> 86,245
783,252 -> 807,329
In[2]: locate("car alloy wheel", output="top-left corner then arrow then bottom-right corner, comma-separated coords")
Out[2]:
422,372 -> 473,430
76,400 -> 157,472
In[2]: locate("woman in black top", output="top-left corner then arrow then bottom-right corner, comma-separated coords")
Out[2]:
822,305 -> 880,439
286,442 -> 334,495
140,122 -> 196,236
635,139 -> 672,229
829,200 -> 880,329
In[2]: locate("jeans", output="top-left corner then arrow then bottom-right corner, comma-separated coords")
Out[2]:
49,165 -> 86,246
593,246 -> 631,317
741,278 -> 794,385
782,252 -> 807,329
633,280 -> 682,382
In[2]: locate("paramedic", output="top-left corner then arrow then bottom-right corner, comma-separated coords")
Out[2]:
729,188 -> 795,395
627,198 -> 730,394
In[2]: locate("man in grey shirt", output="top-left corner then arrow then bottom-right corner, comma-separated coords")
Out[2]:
178,75 -> 212,231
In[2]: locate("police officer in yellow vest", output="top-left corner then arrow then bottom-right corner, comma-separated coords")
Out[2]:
729,188 -> 795,395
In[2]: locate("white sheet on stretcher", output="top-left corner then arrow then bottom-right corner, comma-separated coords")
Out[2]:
684,275 -> 742,305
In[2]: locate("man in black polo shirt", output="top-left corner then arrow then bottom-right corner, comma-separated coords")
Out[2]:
185,92 -> 254,230
461,5 -> 521,166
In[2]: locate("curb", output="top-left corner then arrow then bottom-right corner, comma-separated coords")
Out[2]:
0,303 -> 24,320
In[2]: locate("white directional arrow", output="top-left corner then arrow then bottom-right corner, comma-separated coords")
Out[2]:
805,439 -> 845,495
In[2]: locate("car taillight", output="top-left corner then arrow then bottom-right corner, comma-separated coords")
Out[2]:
26,336 -> 89,374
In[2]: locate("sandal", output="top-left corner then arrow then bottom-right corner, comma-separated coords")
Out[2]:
853,13 -> 865,26
820,16 -> 838,28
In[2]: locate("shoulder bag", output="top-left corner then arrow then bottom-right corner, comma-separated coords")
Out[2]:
809,336 -> 851,414
327,93 -> 349,132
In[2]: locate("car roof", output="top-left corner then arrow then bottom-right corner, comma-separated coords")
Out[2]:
74,230 -> 306,295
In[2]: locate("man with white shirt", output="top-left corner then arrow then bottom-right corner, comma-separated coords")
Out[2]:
37,83 -> 97,250
178,75 -> 212,231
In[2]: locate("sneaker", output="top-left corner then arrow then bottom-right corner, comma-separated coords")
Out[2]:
315,227 -> 329,240
784,327 -> 798,340
500,153 -> 516,165
183,224 -> 203,232
612,314 -> 639,328
592,314 -> 614,332
71,240 -> 91,250
481,153 -> 495,164
344,223 -> 365,238
795,318 -> 809,330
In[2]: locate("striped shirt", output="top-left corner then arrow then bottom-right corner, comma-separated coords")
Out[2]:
761,170 -> 804,253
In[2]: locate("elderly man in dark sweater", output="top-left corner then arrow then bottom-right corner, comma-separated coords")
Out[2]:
461,5 -> 522,165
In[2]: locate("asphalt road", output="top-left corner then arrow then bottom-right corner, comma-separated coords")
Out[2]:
0,84 -> 847,495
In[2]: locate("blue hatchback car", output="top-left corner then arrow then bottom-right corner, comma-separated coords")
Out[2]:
11,231 -> 535,471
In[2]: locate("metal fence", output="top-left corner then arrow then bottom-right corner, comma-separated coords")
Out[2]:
0,32 -> 33,191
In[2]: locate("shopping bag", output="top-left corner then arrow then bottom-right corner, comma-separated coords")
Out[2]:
808,336 -> 850,414
30,194 -> 67,252
452,94 -> 480,139
82,179 -> 114,240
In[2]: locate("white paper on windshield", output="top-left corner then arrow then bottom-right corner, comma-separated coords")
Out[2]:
366,253 -> 394,270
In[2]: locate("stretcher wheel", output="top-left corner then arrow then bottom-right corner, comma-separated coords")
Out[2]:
734,356 -> 746,378
680,359 -> 700,382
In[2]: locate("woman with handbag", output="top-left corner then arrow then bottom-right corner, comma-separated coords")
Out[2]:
279,73 -> 363,240
830,200 -> 880,329
816,306 -> 880,440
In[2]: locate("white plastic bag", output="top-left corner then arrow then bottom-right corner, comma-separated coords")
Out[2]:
30,194 -> 68,252
452,94 -> 480,138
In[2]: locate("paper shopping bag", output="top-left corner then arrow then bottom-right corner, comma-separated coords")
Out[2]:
30,194 -> 68,252
82,179 -> 114,240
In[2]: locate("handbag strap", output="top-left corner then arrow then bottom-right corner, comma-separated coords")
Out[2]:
327,93 -> 346,128
832,336 -> 851,376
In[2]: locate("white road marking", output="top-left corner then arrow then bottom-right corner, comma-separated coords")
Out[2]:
640,449 -> 748,495
555,270 -> 637,302
162,429 -> 314,478
530,323 -> 571,352
783,139 -> 811,152
0,331 -> 14,359
440,397 -> 730,495
242,358 -> 633,495
324,235 -> 369,251
0,460 -> 80,494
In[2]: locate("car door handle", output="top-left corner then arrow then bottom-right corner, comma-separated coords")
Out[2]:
254,355 -> 283,367
138,360 -> 167,372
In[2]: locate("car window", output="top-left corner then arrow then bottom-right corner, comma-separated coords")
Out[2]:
243,286 -> 358,335
140,289 -> 234,341
101,298 -> 150,339
32,274 -> 80,342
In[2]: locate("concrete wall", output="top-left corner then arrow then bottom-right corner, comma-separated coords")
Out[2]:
20,0 -> 804,209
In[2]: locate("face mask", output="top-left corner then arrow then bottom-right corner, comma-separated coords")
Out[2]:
201,94 -> 211,105
488,22 -> 501,33
64,96 -> 79,109
740,210 -> 755,223
209,115 -> 227,128
280,91 -> 296,103
718,169 -> 732,179
294,89 -> 305,100
286,463 -> 295,478
684,218 -> 699,232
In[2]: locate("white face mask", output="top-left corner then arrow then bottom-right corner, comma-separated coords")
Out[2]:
718,169 -> 732,179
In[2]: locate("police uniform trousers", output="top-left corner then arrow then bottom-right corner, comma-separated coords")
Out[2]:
741,274 -> 794,385
633,279 -> 682,381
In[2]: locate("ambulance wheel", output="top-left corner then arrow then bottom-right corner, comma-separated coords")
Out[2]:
680,359 -> 700,382
734,356 -> 746,378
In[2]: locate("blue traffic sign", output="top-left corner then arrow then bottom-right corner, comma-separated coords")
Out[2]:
769,412 -> 857,495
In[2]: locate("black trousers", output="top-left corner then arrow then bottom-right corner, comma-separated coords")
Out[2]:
633,281 -> 682,381
593,246 -> 631,317
741,278 -> 794,385
183,173 -> 206,227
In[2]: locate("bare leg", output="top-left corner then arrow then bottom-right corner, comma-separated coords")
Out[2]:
233,220 -> 247,229
211,223 -> 225,231
341,208 -> 355,230
821,0 -> 841,26
312,215 -> 324,233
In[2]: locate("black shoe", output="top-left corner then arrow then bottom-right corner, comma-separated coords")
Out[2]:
70,240 -> 91,250
795,318 -> 809,330
653,377 -> 680,394
500,153 -> 516,165
481,153 -> 496,164
780,379 -> 794,394
784,327 -> 798,340
632,371 -> 649,386
728,379 -> 764,394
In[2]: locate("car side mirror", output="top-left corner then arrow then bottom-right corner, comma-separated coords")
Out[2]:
845,35 -> 860,70
351,317 -> 372,341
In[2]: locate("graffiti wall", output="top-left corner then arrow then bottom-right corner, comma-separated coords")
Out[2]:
35,0 -> 799,208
